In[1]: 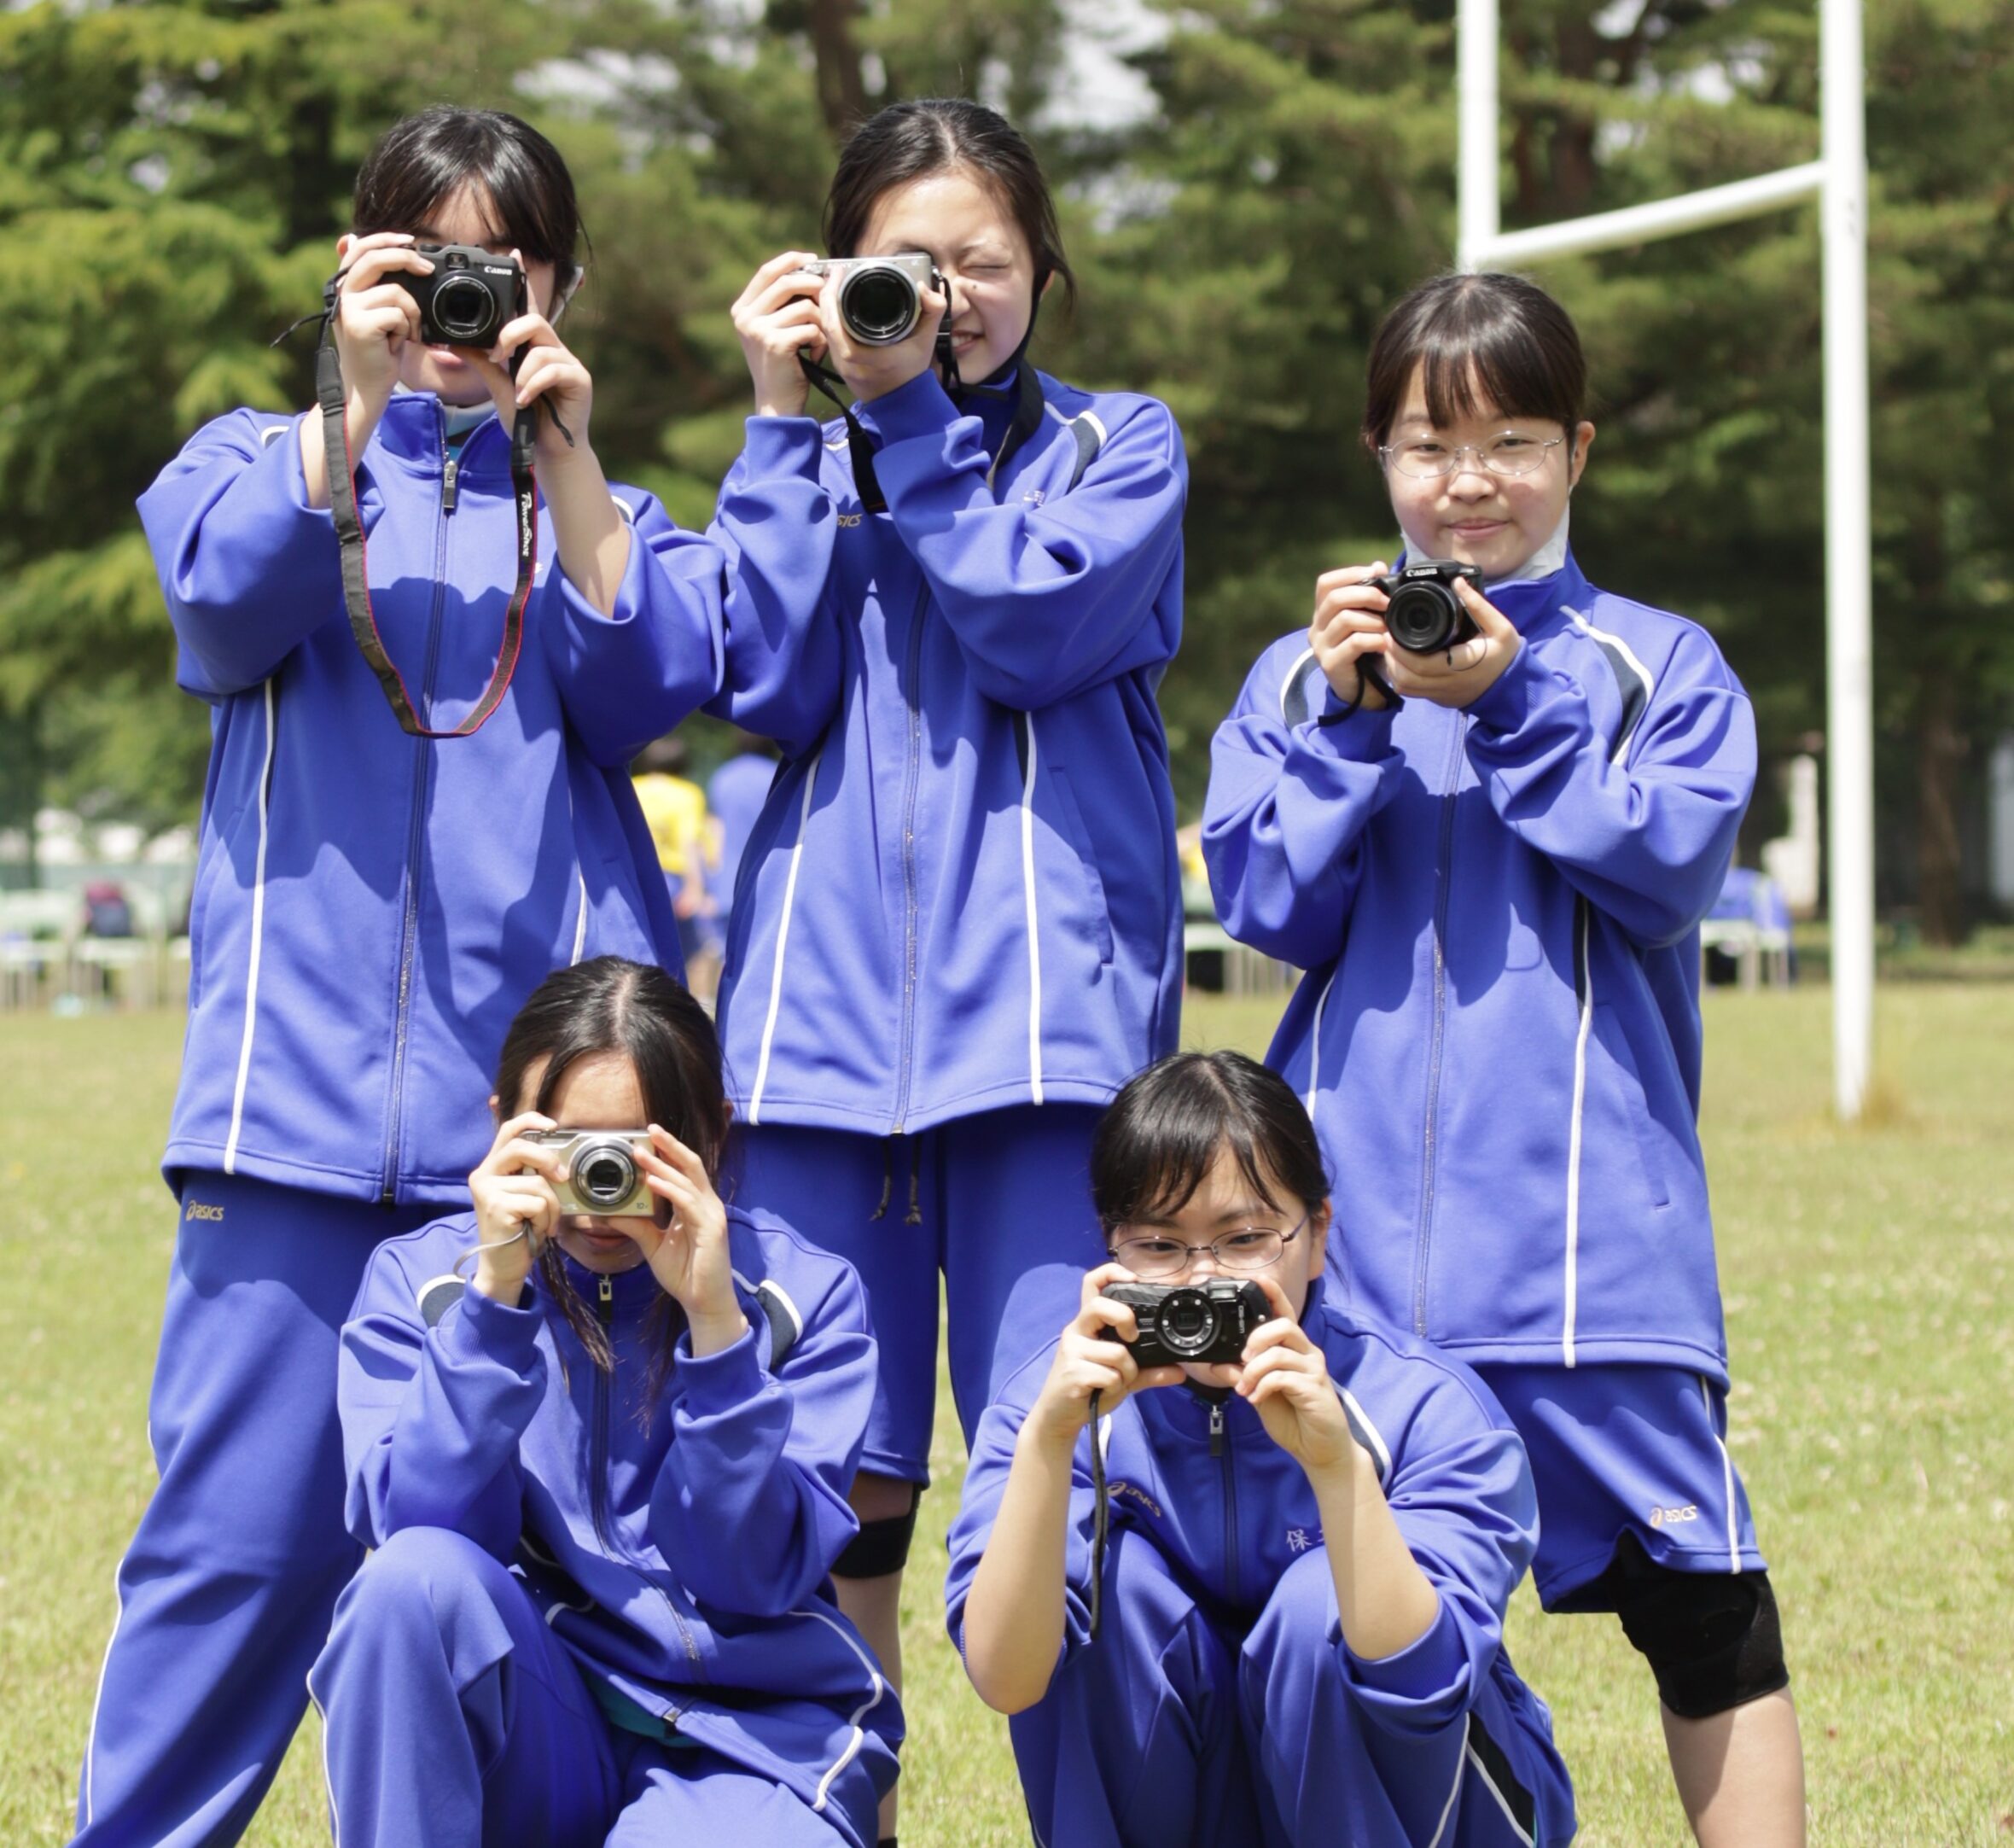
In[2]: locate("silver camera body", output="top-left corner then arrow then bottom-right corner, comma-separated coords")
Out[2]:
521,1128 -> 655,1218
798,254 -> 945,346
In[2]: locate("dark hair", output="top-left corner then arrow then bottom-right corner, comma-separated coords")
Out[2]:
352,107 -> 586,300
1091,1052 -> 1330,1233
824,98 -> 1074,311
494,956 -> 726,1390
1361,271 -> 1586,457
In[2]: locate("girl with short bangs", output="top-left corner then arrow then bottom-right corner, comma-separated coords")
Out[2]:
315,956 -> 897,1848
1205,271 -> 1805,1844
78,108 -> 723,1847
947,1051 -> 1576,1846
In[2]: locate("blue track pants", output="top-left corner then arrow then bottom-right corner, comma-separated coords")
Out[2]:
1009,1526 -> 1575,1848
73,1174 -> 436,1846
309,1526 -> 852,1848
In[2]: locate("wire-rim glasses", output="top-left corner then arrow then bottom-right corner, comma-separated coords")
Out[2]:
1109,1213 -> 1310,1280
1378,432 -> 1567,480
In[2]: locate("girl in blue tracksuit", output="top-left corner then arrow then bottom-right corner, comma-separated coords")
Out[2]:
311,956 -> 898,1847
705,95 -> 1188,1747
947,1052 -> 1575,1847
1204,272 -> 1805,1841
79,111 -> 725,1848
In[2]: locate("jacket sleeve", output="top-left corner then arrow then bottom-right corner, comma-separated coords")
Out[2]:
138,411 -> 360,700
1203,646 -> 1404,970
541,488 -> 725,769
943,1383 -> 1099,1679
647,1262 -> 875,1618
856,375 -> 1186,710
1335,1418 -> 1538,1737
703,418 -> 848,758
339,1266 -> 544,1562
1463,627 -> 1756,947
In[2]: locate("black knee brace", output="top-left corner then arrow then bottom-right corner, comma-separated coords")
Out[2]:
1615,1565 -> 1790,1719
834,1487 -> 922,1579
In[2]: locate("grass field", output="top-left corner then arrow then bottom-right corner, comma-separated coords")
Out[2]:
3,986 -> 2011,1844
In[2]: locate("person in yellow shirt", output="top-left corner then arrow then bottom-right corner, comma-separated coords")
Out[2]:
632,736 -> 722,999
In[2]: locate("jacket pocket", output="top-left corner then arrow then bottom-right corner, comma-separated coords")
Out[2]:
1048,767 -> 1115,966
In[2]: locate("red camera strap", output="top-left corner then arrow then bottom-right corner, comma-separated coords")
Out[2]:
314,309 -> 534,739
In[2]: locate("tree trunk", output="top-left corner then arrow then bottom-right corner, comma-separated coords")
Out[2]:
1917,673 -> 1970,946
809,0 -> 866,139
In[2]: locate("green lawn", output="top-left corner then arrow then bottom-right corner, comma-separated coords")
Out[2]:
3,987 -> 2011,1843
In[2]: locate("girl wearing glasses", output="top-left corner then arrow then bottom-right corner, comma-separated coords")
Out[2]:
1204,271 -> 1805,1845
946,1051 -> 1575,1847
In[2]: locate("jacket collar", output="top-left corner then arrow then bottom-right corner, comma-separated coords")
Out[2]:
369,388 -> 510,482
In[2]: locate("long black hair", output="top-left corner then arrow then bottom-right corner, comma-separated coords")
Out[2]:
352,106 -> 588,303
494,956 -> 726,1385
1361,271 -> 1586,457
823,97 -> 1074,312
1091,1052 -> 1330,1233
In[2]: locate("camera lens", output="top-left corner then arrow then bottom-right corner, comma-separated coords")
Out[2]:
576,1145 -> 637,1208
431,275 -> 499,346
1156,1287 -> 1221,1357
1383,580 -> 1464,654
840,266 -> 921,346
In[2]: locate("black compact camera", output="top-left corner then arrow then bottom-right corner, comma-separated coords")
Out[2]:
1101,1279 -> 1273,1368
399,243 -> 526,349
797,254 -> 946,346
1371,558 -> 1485,655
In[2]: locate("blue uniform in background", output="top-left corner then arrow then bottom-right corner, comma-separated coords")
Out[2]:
78,394 -> 724,1848
1204,548 -> 1766,1606
707,748 -> 776,934
706,370 -> 1188,1473
313,1208 -> 899,1848
946,1274 -> 1576,1846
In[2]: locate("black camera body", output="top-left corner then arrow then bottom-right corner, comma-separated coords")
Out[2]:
400,243 -> 526,349
1102,1279 -> 1273,1368
1372,558 -> 1485,655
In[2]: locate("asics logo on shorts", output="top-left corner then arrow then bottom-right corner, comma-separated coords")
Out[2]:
1649,1502 -> 1699,1529
183,1199 -> 225,1222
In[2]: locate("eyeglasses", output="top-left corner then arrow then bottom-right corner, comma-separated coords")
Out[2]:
1378,433 -> 1567,480
1109,1215 -> 1309,1281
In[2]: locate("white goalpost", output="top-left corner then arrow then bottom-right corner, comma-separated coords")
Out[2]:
1457,0 -> 1876,1120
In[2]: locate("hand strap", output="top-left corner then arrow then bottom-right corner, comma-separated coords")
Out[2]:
314,279 -> 535,740
1087,1388 -> 1109,1641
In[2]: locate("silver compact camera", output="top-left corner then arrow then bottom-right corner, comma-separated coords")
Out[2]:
797,254 -> 946,346
521,1128 -> 655,1217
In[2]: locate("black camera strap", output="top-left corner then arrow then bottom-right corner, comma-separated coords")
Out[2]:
798,272 -> 1051,515
1086,1387 -> 1109,1641
312,273 -> 538,740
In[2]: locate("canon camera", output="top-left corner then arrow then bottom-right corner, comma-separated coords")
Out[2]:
1371,558 -> 1486,655
399,243 -> 526,349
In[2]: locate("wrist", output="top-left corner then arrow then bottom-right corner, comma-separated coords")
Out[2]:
1307,1439 -> 1381,1504
1018,1402 -> 1086,1463
469,1261 -> 527,1308
686,1309 -> 750,1359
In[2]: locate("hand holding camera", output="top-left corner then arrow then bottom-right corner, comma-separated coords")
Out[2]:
1310,558 -> 1522,713
467,1109 -> 568,1305
1022,1265 -> 1190,1454
806,253 -> 950,405
1225,1274 -> 1367,1481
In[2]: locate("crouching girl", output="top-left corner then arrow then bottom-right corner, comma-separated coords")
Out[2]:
946,1052 -> 1574,1847
311,957 -> 899,1848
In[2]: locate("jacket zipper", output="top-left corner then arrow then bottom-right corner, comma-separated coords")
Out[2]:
1209,1400 -> 1239,1607
888,574 -> 931,1133
590,1273 -> 614,1547
379,412 -> 454,1201
1412,710 -> 1465,1333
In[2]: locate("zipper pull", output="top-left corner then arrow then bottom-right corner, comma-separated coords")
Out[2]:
597,1274 -> 614,1320
1209,1400 -> 1225,1458
441,452 -> 460,513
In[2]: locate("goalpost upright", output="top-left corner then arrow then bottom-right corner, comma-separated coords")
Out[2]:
1456,0 -> 1876,1120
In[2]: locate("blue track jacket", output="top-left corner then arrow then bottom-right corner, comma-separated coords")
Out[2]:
1204,551 -> 1755,1377
705,370 -> 1187,1133
140,393 -> 725,1204
946,1274 -> 1559,1754
340,1207 -> 899,1842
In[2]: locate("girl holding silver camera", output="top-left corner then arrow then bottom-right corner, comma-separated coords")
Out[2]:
313,955 -> 897,1848
79,109 -> 725,1848
1204,271 -> 1806,1845
947,1051 -> 1575,1848
703,97 -> 1190,1822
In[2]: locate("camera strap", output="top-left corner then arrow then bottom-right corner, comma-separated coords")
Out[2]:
1087,1388 -> 1110,1640
313,276 -> 538,740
